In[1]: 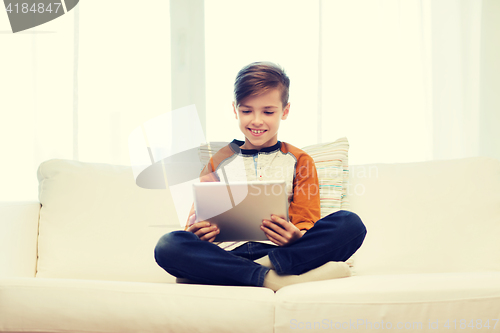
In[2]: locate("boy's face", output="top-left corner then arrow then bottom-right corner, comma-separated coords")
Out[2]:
233,88 -> 289,150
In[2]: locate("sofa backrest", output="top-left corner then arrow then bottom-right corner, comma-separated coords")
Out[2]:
346,156 -> 500,276
36,159 -> 181,283
36,156 -> 500,283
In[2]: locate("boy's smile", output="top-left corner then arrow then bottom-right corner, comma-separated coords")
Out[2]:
233,89 -> 289,150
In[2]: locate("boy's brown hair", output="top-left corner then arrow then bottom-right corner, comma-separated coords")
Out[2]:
233,62 -> 290,108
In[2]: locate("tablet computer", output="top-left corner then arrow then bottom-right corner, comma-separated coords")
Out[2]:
193,180 -> 289,242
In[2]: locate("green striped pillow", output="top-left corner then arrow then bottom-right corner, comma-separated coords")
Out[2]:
302,137 -> 349,218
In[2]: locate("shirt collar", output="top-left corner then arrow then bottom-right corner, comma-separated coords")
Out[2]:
230,139 -> 281,155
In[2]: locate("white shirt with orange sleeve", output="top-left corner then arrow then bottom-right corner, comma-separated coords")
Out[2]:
185,139 -> 321,250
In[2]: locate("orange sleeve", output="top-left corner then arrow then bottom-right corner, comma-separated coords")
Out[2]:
288,150 -> 321,231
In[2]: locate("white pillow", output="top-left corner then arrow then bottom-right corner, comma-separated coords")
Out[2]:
36,159 -> 180,283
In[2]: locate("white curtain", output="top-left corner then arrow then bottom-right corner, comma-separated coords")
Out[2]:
1,1 -> 171,201
205,0 -> 498,165
320,0 -> 432,164
427,0 -> 482,161
2,0 -> 499,202
204,0 -> 320,149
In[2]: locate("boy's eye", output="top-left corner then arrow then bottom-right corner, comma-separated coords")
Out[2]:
241,110 -> 251,114
264,112 -> 274,115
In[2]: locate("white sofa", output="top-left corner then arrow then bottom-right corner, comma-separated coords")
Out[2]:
1,156 -> 500,333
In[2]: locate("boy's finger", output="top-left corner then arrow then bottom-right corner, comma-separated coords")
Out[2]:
270,215 -> 291,229
186,224 -> 200,233
262,219 -> 286,234
198,221 -> 211,227
187,221 -> 209,233
200,228 -> 219,241
194,221 -> 211,230
207,230 -> 220,242
271,214 -> 288,223
198,225 -> 214,235
262,225 -> 287,244
265,233 -> 283,246
200,225 -> 217,234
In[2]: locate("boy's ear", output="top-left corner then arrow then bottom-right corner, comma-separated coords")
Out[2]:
281,102 -> 290,120
232,102 -> 238,119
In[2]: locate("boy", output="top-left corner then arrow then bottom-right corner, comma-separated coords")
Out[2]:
154,62 -> 366,291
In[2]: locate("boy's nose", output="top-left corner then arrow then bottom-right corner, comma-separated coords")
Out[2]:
252,114 -> 263,125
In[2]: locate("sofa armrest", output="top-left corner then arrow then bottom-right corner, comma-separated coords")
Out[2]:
0,201 -> 40,278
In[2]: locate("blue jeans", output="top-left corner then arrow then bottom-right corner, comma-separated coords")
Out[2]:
154,210 -> 367,287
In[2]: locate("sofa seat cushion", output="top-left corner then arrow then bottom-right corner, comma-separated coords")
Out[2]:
275,272 -> 500,333
0,277 -> 275,333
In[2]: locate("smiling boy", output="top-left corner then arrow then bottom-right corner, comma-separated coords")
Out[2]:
154,62 -> 367,291
236,87 -> 287,150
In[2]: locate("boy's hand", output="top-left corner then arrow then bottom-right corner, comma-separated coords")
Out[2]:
261,215 -> 304,246
186,214 -> 220,242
